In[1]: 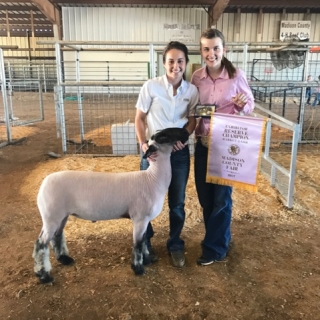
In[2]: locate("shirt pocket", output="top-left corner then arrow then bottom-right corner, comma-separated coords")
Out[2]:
175,97 -> 191,118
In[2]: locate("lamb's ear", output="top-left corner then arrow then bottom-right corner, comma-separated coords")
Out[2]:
153,128 -> 176,144
143,144 -> 158,159
180,128 -> 190,144
154,128 -> 189,144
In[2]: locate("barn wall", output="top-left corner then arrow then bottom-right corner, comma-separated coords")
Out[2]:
61,8 -> 320,43
0,37 -> 55,59
62,7 -> 207,42
0,9 -> 319,61
216,12 -> 320,42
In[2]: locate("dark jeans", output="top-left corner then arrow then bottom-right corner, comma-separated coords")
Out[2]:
194,142 -> 232,260
306,87 -> 311,104
140,145 -> 190,252
312,92 -> 320,106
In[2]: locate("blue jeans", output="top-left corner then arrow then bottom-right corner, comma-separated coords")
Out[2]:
194,141 -> 232,260
312,92 -> 320,106
140,145 -> 190,252
306,87 -> 311,104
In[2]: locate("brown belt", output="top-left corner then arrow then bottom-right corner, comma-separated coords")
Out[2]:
196,136 -> 209,148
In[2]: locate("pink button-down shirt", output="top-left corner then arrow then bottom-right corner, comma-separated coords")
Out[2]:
191,66 -> 254,137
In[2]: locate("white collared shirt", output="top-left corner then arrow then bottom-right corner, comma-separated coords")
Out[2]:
136,75 -> 199,140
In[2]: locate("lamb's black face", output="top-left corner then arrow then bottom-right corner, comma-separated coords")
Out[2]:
143,144 -> 158,159
151,128 -> 189,145
144,128 -> 189,159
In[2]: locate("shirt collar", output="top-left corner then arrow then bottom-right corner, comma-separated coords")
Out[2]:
200,66 -> 230,80
163,74 -> 187,92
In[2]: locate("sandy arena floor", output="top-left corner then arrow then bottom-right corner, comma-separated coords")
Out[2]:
0,107 -> 319,320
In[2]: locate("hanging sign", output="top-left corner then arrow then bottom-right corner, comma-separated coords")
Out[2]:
279,21 -> 311,41
310,46 -> 320,53
164,23 -> 199,42
206,113 -> 267,192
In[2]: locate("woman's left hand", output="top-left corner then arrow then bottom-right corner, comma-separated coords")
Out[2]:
172,140 -> 187,152
232,93 -> 247,109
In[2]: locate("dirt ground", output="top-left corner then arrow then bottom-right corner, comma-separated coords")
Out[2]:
0,109 -> 320,320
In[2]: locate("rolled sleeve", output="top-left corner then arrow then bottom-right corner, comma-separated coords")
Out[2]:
136,81 -> 152,113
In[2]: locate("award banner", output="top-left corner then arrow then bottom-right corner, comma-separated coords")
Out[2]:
206,113 -> 267,192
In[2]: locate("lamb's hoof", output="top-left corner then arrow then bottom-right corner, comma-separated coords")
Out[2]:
35,271 -> 54,284
143,255 -> 152,266
58,255 -> 74,265
131,264 -> 145,275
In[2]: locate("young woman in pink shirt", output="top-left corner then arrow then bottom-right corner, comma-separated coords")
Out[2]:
191,28 -> 254,265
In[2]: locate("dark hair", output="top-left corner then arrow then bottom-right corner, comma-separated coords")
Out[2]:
162,41 -> 190,64
162,41 -> 189,80
200,28 -> 237,79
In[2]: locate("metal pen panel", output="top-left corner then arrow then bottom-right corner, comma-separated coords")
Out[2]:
0,48 -> 11,144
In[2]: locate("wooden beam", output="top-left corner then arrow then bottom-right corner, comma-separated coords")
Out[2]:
30,10 -> 34,51
234,7 -> 241,41
52,0 -> 320,5
304,8 -> 311,21
50,0 -> 214,4
30,0 -> 62,39
209,0 -> 230,27
30,0 -> 60,25
0,21 -> 54,26
5,10 -> 9,37
0,5 -> 39,11
257,8 -> 263,42
0,0 -> 35,2
0,45 -> 18,49
0,0 -> 319,7
0,47 -> 57,52
227,0 -> 320,7
0,13 -> 45,19
281,8 -> 287,21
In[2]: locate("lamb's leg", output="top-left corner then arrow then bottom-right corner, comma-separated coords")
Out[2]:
50,217 -> 74,265
131,238 -> 144,275
131,220 -> 149,275
32,238 -> 53,283
142,232 -> 152,266
51,232 -> 74,265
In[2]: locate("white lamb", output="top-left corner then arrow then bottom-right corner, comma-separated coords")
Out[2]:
33,127 -> 189,283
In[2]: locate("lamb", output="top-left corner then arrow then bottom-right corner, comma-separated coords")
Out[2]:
32,127 -> 189,283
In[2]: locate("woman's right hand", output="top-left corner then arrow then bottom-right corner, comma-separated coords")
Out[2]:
141,142 -> 148,154
172,140 -> 187,152
142,143 -> 158,162
231,92 -> 247,109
